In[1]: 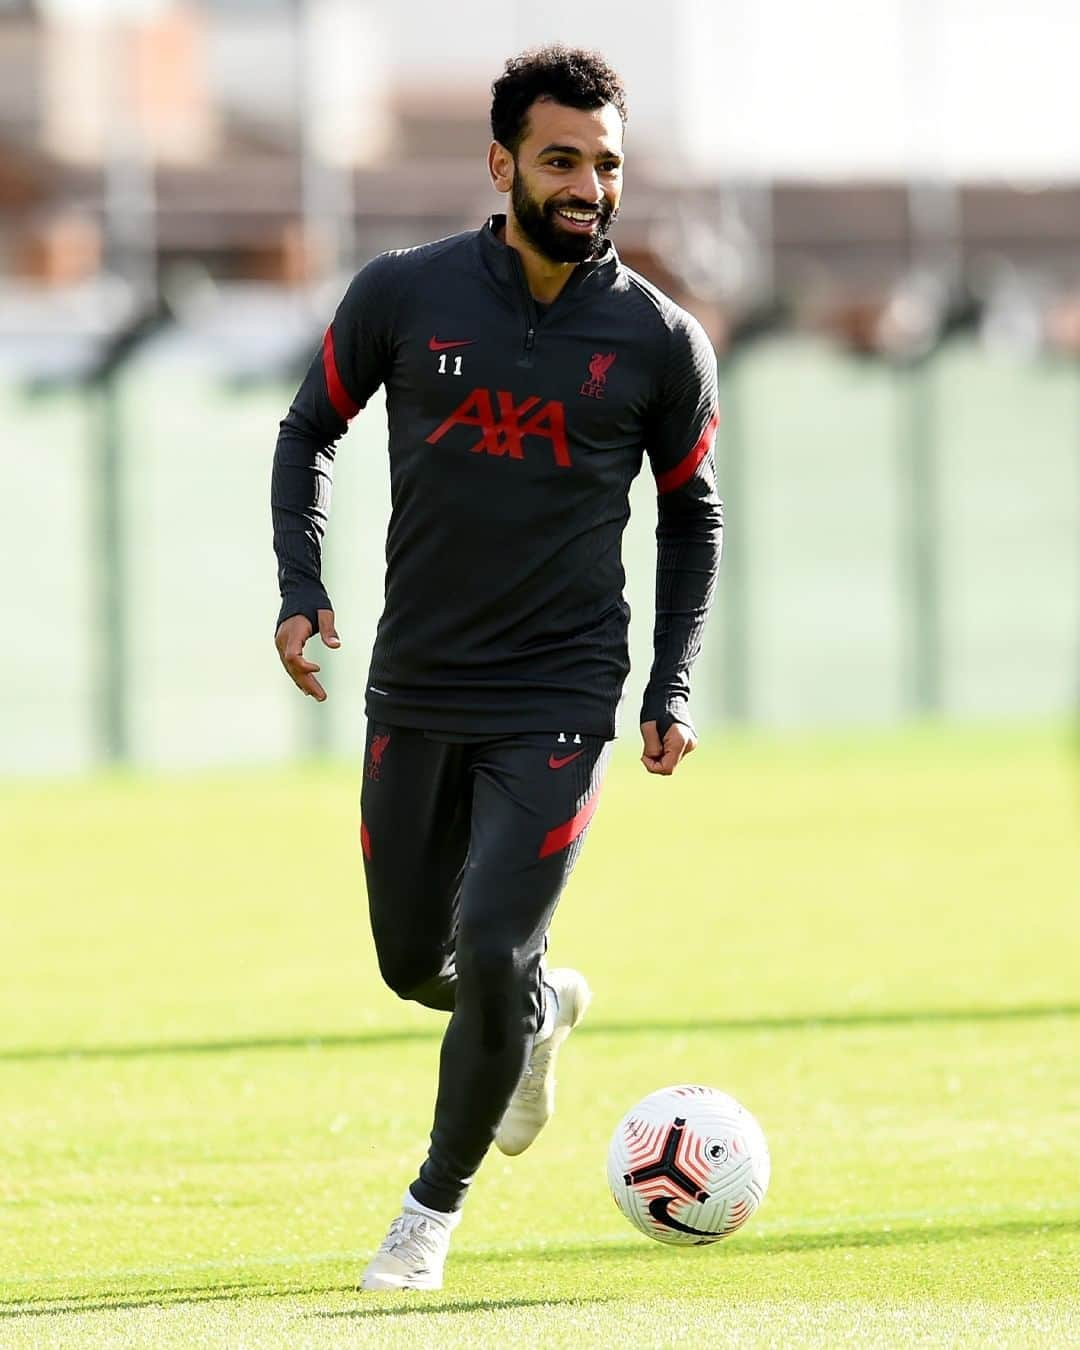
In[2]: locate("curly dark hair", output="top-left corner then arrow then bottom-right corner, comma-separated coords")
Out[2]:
491,45 -> 628,156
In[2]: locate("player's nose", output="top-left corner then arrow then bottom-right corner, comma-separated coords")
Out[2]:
571,165 -> 603,204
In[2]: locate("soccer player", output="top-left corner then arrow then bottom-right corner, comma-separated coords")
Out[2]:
271,45 -> 722,1291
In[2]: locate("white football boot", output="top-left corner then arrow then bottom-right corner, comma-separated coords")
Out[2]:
360,1197 -> 460,1291
495,967 -> 591,1157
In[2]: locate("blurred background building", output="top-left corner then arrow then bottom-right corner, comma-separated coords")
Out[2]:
1,0 -> 1077,772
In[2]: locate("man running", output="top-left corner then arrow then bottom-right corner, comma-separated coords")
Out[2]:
271,44 -> 722,1291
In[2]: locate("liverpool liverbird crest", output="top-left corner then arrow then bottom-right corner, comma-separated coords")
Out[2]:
581,351 -> 617,399
366,732 -> 391,781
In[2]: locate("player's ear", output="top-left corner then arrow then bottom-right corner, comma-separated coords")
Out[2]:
488,140 -> 514,194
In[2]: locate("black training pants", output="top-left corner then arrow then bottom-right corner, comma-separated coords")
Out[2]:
359,720 -> 610,1212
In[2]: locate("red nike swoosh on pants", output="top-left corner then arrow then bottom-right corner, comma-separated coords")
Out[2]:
548,751 -> 584,769
428,337 -> 477,351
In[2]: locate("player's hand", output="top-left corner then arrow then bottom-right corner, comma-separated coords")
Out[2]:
640,719 -> 697,776
275,609 -> 341,701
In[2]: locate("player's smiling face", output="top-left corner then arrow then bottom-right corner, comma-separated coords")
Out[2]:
507,99 -> 624,264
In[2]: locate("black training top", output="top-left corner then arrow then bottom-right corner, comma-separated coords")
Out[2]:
272,214 -> 722,738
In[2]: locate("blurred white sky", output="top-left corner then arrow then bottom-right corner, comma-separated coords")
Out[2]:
384,0 -> 1080,180
29,0 -> 1080,180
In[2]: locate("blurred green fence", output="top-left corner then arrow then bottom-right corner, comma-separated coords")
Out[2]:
2,336 -> 1077,774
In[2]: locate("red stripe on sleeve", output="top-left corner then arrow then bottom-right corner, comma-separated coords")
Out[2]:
360,820 -> 372,861
538,789 -> 601,859
322,327 -> 361,422
654,408 -> 720,494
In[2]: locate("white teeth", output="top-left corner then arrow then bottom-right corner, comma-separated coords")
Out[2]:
559,209 -> 597,222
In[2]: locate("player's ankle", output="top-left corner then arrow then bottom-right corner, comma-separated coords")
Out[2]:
403,1188 -> 463,1227
536,980 -> 559,1041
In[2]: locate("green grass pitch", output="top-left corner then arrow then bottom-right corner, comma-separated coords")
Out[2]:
1,726 -> 1077,1346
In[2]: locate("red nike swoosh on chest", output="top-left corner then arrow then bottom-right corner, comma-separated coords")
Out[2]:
548,751 -> 584,769
428,337 -> 477,351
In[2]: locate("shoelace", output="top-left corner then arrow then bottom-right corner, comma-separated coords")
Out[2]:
515,1037 -> 555,1103
380,1213 -> 445,1262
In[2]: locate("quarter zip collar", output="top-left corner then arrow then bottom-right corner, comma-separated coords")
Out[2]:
476,213 -> 619,368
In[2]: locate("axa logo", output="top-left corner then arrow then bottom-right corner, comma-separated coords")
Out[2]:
581,351 -> 616,399
426,388 -> 571,468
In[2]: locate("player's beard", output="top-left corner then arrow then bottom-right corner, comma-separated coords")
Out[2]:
510,170 -> 617,264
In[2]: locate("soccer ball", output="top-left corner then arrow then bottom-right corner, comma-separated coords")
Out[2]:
607,1085 -> 770,1246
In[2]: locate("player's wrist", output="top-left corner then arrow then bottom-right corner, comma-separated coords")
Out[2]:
276,587 -> 332,636
640,694 -> 694,740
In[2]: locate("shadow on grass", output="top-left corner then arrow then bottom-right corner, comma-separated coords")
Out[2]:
2,1003 -> 1077,1064
757,1215 -> 1080,1254
465,1214 -> 1080,1266
0,1281 -> 352,1319
4,1216 -> 1074,1318
1,1284 -> 613,1323
312,1294 -> 618,1321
